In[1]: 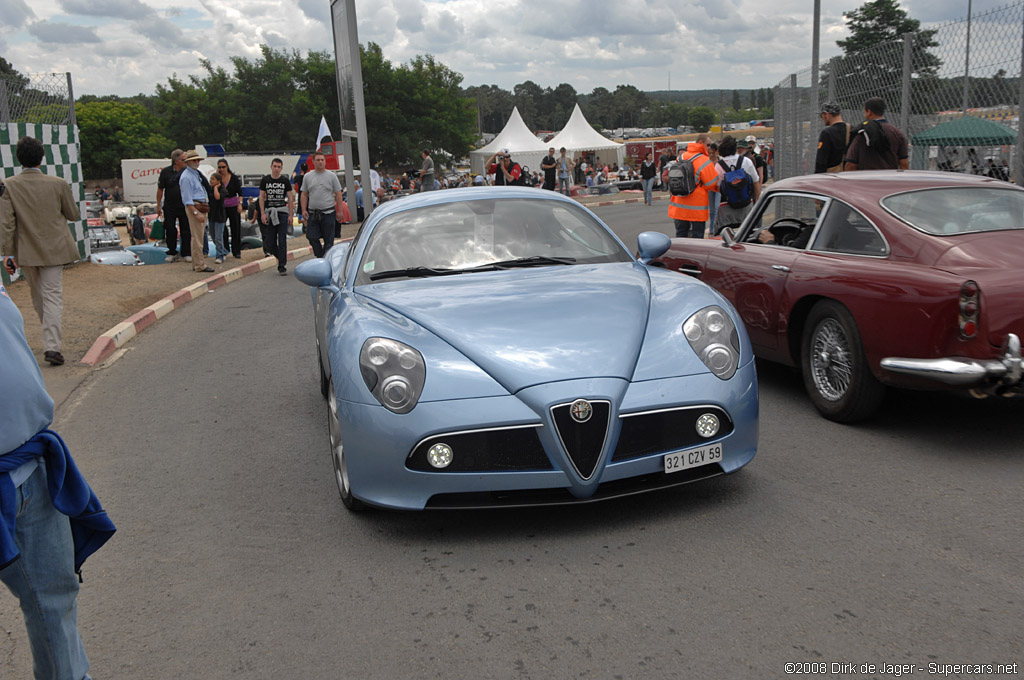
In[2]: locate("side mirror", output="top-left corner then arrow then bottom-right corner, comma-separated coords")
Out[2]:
720,228 -> 736,246
295,258 -> 334,288
637,231 -> 671,264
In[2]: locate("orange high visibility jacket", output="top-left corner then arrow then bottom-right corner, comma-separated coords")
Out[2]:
667,143 -> 718,222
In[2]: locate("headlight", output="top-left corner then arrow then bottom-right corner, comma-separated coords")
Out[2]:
359,337 -> 425,413
683,306 -> 740,380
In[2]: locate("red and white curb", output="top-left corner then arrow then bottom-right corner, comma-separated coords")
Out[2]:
81,245 -> 314,366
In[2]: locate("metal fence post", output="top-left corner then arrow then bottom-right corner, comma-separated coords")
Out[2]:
901,33 -> 913,135
66,73 -> 76,127
1017,16 -> 1024,186
790,73 -> 798,181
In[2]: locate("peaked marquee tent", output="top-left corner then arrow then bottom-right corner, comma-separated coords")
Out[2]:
470,107 -> 549,175
546,104 -> 625,168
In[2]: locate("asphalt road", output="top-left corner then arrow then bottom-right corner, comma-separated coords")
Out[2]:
2,201 -> 1021,679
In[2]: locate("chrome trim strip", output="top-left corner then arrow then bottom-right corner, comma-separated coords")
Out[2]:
618,403 -> 728,419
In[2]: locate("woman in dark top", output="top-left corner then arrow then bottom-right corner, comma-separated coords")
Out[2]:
208,172 -> 227,262
217,159 -> 243,258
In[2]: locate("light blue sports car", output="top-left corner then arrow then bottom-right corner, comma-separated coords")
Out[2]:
296,187 -> 757,511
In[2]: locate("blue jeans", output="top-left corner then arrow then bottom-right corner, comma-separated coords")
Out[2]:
642,178 -> 655,204
558,176 -> 571,196
674,219 -> 705,238
211,221 -> 227,258
708,194 -> 720,235
305,210 -> 336,258
0,464 -> 91,680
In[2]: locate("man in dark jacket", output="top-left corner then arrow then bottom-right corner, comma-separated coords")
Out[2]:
814,102 -> 851,173
844,98 -> 909,171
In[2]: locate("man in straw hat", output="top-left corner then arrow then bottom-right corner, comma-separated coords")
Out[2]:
179,149 -> 214,273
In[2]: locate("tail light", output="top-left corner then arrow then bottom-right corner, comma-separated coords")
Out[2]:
958,280 -> 979,339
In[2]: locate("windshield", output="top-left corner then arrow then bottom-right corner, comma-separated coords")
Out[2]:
356,198 -> 631,285
881,187 -> 1024,235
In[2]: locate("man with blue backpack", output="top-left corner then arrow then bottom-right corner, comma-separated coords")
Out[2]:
713,136 -> 761,235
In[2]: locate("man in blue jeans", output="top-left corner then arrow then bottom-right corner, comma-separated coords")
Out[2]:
0,283 -> 115,679
300,151 -> 343,257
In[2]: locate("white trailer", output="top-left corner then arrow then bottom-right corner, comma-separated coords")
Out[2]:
121,158 -> 168,203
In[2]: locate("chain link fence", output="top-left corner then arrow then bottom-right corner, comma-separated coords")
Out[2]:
0,72 -> 76,126
773,0 -> 1023,185
1,73 -> 86,282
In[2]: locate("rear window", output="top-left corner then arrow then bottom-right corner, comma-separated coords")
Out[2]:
881,187 -> 1024,235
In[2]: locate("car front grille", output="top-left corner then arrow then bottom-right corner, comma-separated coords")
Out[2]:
612,406 -> 734,462
406,425 -> 551,472
551,400 -> 611,480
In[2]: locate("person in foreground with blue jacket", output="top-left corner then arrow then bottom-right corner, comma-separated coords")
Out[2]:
0,282 -> 115,680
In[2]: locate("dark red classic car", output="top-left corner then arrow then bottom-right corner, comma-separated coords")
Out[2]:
653,170 -> 1023,422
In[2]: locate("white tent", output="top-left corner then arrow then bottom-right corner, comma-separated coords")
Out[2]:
470,107 -> 549,175
547,104 -> 625,168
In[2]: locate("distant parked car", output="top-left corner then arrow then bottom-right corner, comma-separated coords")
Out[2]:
104,202 -> 134,226
87,224 -> 121,251
653,170 -> 1024,422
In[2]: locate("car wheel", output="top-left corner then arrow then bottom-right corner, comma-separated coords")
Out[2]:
801,300 -> 885,423
327,379 -> 366,512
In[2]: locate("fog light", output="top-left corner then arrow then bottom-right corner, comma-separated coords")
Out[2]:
695,413 -> 720,438
427,443 -> 454,469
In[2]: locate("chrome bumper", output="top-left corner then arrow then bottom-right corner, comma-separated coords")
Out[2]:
880,333 -> 1022,391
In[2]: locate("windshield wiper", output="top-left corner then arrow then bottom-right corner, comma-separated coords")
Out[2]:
483,256 -> 577,269
369,266 -> 463,281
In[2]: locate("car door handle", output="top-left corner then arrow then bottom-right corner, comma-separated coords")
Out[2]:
771,265 -> 791,273
677,265 -> 702,277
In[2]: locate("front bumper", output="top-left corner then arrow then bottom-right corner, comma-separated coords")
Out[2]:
334,364 -> 758,510
880,333 -> 1022,395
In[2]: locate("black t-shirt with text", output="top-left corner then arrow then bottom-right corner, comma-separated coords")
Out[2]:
260,175 -> 292,209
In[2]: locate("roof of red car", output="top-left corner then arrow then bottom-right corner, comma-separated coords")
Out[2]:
769,170 -> 1019,199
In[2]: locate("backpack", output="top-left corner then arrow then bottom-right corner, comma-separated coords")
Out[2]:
718,159 -> 754,208
853,119 -> 890,154
131,215 -> 146,243
668,153 -> 710,196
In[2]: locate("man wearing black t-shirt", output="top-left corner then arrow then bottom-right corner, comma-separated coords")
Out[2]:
259,158 -> 294,275
155,149 -> 187,262
814,102 -> 851,174
540,147 -> 557,191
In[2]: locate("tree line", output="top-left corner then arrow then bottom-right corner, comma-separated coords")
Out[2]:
63,45 -> 776,180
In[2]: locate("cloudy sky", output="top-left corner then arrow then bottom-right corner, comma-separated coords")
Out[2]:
0,0 -> 999,98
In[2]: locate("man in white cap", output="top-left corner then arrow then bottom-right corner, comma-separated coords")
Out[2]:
743,135 -> 767,185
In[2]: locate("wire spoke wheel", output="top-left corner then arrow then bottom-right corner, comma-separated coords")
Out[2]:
810,319 -> 853,401
801,301 -> 885,423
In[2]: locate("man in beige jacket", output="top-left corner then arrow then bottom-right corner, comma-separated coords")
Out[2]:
1,136 -> 82,366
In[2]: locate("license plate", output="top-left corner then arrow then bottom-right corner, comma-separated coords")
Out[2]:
664,443 -> 723,474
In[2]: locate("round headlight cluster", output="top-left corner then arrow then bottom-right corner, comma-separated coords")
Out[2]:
359,337 -> 426,414
683,306 -> 741,380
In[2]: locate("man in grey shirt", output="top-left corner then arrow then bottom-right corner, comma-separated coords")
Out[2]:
419,149 -> 435,192
300,151 -> 344,257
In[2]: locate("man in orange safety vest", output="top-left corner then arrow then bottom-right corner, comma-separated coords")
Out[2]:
667,133 -> 719,238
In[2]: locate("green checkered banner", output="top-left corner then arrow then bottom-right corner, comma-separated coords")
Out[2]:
1,121 -> 89,284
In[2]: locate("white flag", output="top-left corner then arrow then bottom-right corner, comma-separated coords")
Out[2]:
314,115 -> 332,151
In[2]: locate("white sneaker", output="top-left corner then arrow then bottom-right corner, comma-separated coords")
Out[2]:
165,255 -> 175,263
184,256 -> 192,262
215,257 -> 224,264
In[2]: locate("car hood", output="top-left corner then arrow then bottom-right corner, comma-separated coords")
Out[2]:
933,232 -> 1024,345
356,263 -> 651,393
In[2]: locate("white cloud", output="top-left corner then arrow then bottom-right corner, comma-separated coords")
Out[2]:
0,0 -> 1013,98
